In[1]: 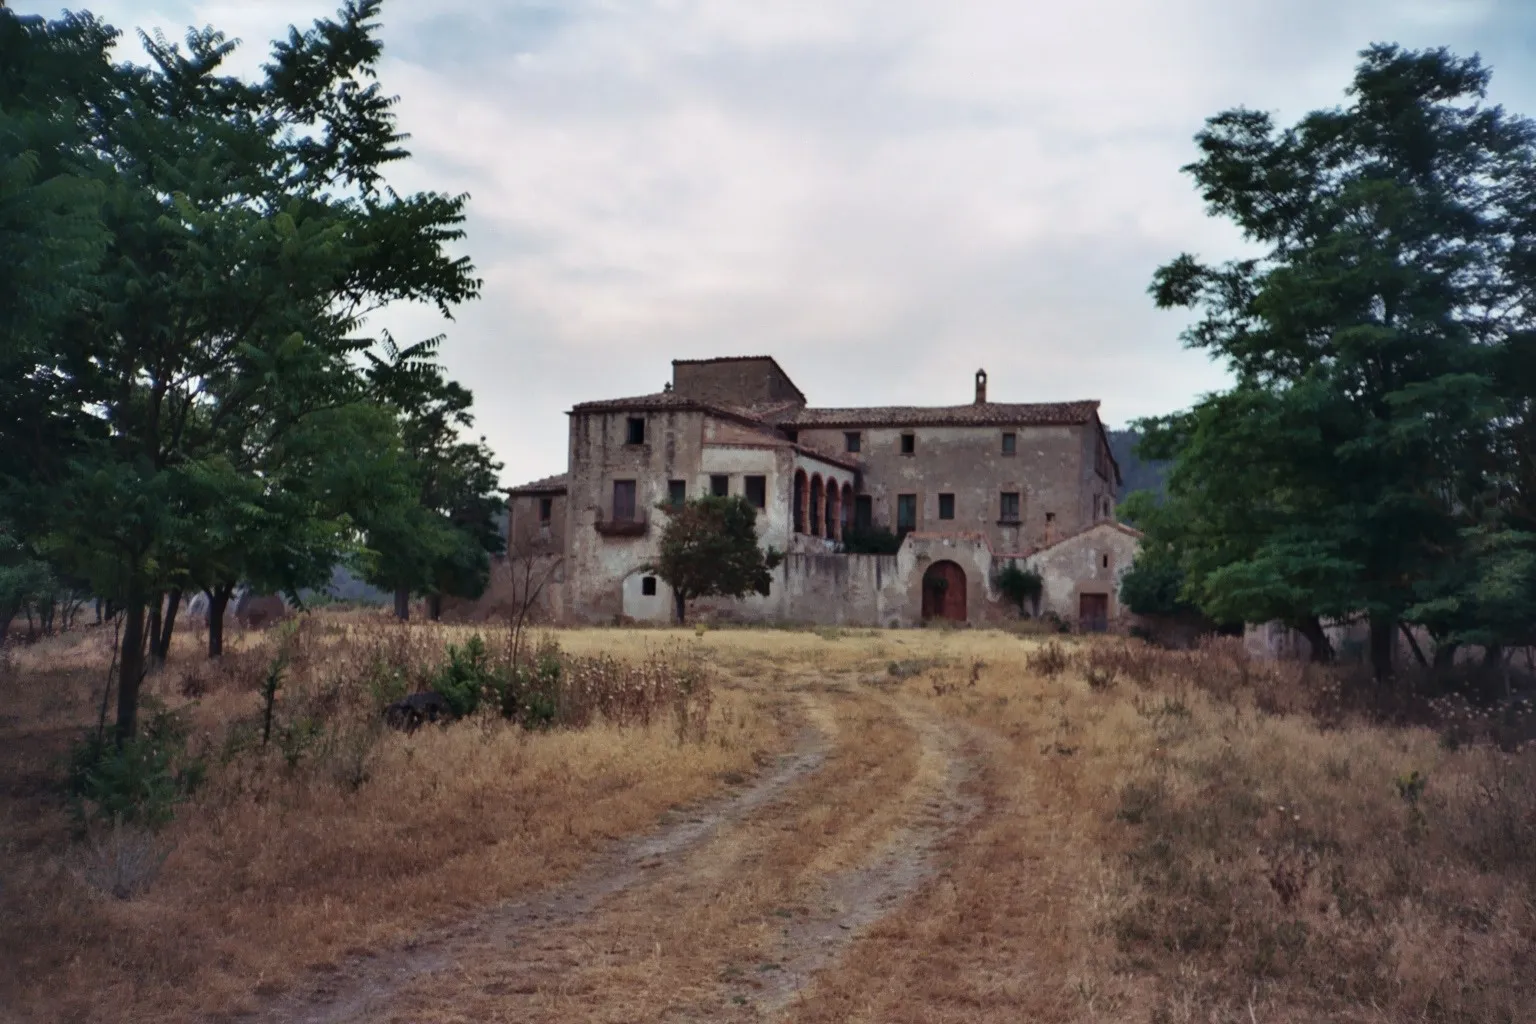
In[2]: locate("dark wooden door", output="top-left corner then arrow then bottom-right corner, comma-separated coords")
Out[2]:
1079,593 -> 1109,633
922,561 -> 967,622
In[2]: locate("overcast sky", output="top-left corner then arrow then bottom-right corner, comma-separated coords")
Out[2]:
21,0 -> 1536,486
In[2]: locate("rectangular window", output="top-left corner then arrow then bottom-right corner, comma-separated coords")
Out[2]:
538,497 -> 553,523
1000,492 -> 1020,522
900,433 -> 915,455
642,576 -> 658,596
897,493 -> 917,532
667,479 -> 686,509
613,479 -> 637,521
626,417 -> 646,445
855,495 -> 873,530
845,431 -> 861,453
1001,432 -> 1016,455
938,493 -> 955,520
744,475 -> 766,508
710,474 -> 730,497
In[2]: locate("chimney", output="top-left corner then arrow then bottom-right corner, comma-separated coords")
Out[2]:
974,369 -> 988,405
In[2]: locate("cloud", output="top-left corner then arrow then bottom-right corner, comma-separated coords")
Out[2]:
19,0 -> 1536,485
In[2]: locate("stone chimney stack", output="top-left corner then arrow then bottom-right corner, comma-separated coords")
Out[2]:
974,369 -> 988,405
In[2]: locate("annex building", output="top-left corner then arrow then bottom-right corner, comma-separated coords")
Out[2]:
501,356 -> 1141,629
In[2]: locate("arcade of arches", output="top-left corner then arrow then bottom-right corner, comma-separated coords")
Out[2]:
792,469 -> 853,541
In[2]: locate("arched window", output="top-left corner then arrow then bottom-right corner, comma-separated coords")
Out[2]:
809,475 -> 824,537
827,482 -> 841,540
793,470 -> 808,533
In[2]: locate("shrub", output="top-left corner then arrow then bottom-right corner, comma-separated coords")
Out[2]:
1026,641 -> 1072,678
994,563 -> 1043,615
839,525 -> 902,555
67,704 -> 205,831
76,821 -> 172,900
432,633 -> 496,717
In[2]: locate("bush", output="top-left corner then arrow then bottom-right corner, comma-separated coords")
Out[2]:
995,563 -> 1043,615
839,525 -> 902,555
67,704 -> 205,831
431,633 -> 496,717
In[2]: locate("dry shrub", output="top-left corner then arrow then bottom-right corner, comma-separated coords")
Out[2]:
0,617 -> 780,1024
1101,641 -> 1536,1021
1025,640 -> 1073,678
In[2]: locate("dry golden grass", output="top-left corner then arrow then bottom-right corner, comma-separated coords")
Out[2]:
3,621 -> 1533,1023
0,617 -> 790,1024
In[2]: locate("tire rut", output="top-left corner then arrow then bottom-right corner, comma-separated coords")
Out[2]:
240,719 -> 828,1024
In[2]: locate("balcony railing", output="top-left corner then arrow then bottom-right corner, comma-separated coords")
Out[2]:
594,514 -> 648,537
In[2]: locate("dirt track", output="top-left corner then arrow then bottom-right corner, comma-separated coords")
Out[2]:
244,678 -> 983,1023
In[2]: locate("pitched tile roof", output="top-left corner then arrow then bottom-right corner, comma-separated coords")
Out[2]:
784,400 -> 1100,429
508,473 -> 568,495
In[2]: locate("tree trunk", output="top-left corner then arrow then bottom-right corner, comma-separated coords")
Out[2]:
1369,615 -> 1395,684
116,595 -> 148,744
1297,617 -> 1334,663
0,605 -> 14,650
428,593 -> 442,621
207,584 -> 233,658
148,593 -> 164,664
1399,622 -> 1429,669
158,588 -> 182,659
394,586 -> 411,621
674,590 -> 687,625
1433,640 -> 1460,671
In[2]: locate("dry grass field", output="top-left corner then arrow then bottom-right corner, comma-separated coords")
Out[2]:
2,616 -> 1533,1023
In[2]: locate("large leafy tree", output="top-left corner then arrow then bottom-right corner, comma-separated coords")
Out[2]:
1145,44 -> 1536,679
3,3 -> 481,739
649,495 -> 782,624
362,336 -> 505,620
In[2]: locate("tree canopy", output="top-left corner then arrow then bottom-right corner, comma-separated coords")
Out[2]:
649,496 -> 782,624
0,2 -> 499,739
1137,44 -> 1536,678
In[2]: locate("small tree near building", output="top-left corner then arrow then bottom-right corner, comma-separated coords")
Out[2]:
649,496 -> 782,624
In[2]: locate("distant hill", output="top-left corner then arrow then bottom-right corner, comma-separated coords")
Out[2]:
1108,429 -> 1170,503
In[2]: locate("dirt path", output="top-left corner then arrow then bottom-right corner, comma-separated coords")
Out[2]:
244,680 -> 984,1023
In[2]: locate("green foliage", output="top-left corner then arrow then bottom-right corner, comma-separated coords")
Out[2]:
649,496 -> 783,623
995,563 -> 1043,614
839,525 -> 902,555
66,705 -> 205,831
0,4 -> 485,736
431,633 -> 496,718
1144,44 -> 1536,677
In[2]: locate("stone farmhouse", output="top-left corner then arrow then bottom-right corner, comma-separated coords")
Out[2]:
500,356 -> 1141,629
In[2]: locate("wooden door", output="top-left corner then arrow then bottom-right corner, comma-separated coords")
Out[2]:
1079,593 -> 1109,633
922,561 -> 967,622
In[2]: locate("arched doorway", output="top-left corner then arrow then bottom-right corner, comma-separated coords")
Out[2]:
921,561 -> 967,622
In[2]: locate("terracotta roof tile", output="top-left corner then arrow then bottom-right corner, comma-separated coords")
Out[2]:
509,473 -> 568,495
785,401 -> 1100,428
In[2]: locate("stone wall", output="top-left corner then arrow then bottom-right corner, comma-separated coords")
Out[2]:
1021,521 -> 1142,629
672,357 -> 805,407
794,422 -> 1099,554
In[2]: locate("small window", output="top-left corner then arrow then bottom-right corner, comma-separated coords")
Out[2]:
744,475 -> 766,508
1103,498 -> 1112,519
538,497 -> 553,523
710,474 -> 729,497
845,431 -> 861,453
667,479 -> 686,509
897,494 -> 917,531
626,417 -> 646,445
613,479 -> 637,521
641,576 -> 657,596
938,493 -> 955,520
900,433 -> 915,455
1000,492 -> 1020,522
1001,432 -> 1016,455
1046,511 -> 1055,523
1102,554 -> 1110,569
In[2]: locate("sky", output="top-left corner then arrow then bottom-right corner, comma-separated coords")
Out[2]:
18,0 -> 1536,487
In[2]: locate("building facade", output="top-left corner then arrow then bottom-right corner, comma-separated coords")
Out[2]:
504,356 -> 1139,629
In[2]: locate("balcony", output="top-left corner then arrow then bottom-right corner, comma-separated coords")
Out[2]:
594,514 -> 648,538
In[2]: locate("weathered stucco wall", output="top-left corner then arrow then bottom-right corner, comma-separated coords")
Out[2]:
672,357 -> 805,407
795,422 -> 1093,553
1022,523 -> 1141,628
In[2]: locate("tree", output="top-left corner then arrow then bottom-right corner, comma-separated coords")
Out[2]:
648,495 -> 782,624
1146,45 -> 1536,680
361,336 -> 505,620
994,562 -> 1042,617
3,3 -> 480,740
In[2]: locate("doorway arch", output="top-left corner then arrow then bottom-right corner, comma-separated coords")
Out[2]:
921,560 -> 967,622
